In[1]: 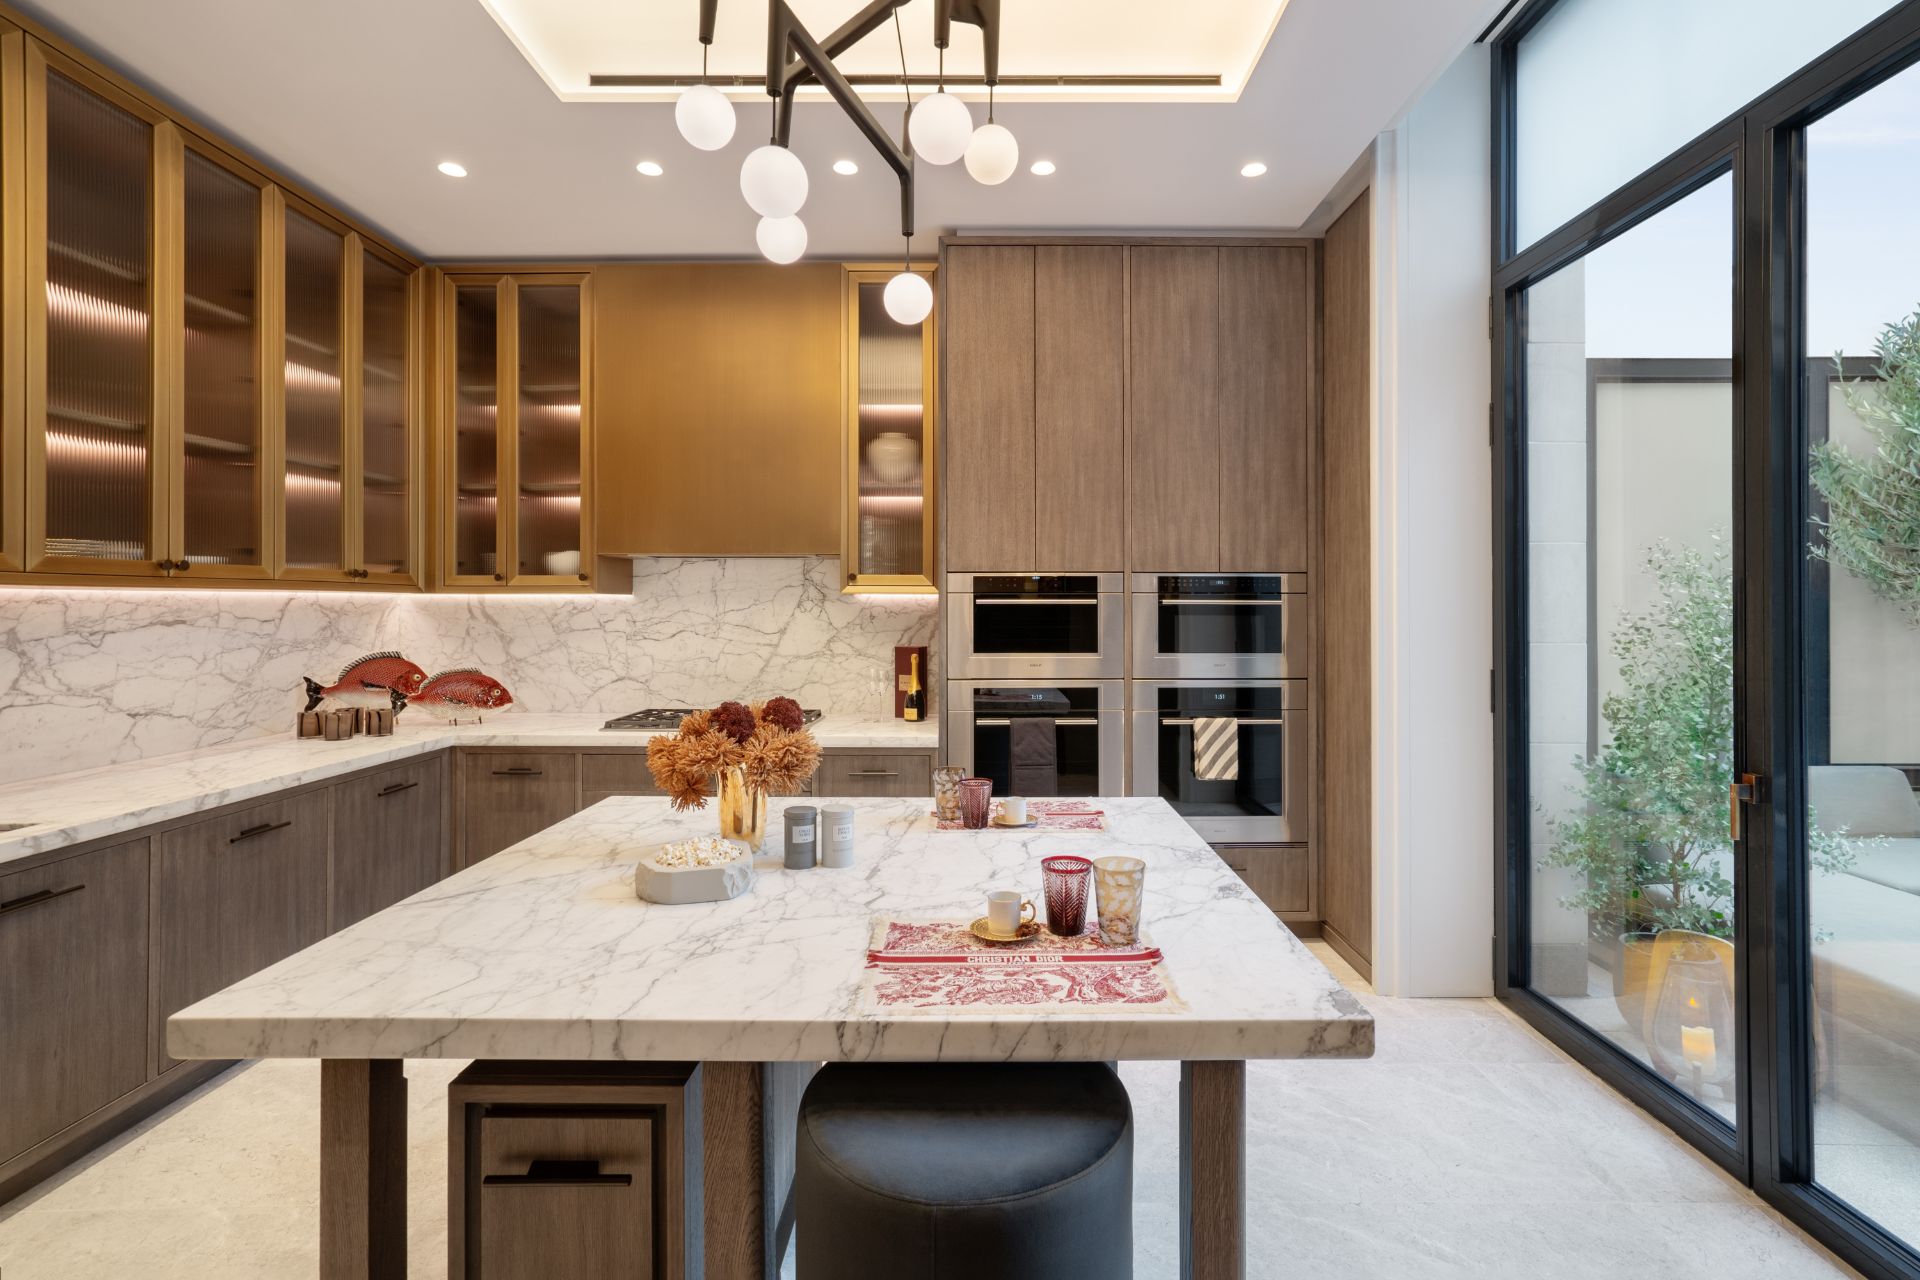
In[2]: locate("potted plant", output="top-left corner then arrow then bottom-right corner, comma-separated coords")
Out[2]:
646,698 -> 822,850
1540,538 -> 1857,1034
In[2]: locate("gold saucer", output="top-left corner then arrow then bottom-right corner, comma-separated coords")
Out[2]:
969,917 -> 1042,945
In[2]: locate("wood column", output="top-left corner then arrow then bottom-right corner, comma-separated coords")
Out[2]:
1180,1059 -> 1246,1280
320,1058 -> 408,1280
700,1061 -> 814,1280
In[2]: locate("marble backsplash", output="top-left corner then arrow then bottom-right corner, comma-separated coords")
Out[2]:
0,557 -> 938,785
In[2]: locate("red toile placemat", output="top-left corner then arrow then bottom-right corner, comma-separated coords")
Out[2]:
928,799 -> 1107,832
857,917 -> 1185,1015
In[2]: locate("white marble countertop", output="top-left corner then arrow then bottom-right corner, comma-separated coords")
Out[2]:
168,796 -> 1373,1064
0,712 -> 939,870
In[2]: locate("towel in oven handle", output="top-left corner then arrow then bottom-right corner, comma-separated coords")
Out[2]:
1159,717 -> 1285,726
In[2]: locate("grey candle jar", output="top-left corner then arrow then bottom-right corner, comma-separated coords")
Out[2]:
784,806 -> 819,870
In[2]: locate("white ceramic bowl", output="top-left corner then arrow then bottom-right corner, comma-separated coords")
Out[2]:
543,549 -> 582,576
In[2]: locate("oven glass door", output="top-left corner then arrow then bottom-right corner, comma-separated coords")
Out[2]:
969,684 -> 1105,797
1154,576 -> 1286,659
1152,687 -> 1287,822
970,576 -> 1103,655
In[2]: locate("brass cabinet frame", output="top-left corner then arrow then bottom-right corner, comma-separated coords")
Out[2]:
273,191 -> 358,586
436,272 -> 594,594
0,19 -> 22,575
840,262 -> 937,594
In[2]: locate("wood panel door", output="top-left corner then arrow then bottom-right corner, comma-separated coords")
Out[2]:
331,754 -> 448,931
1218,247 -> 1313,571
152,790 -> 330,1073
813,750 -> 935,798
1127,247 -> 1220,571
942,245 -> 1034,571
1034,247 -> 1125,570
0,839 -> 150,1164
457,750 -> 579,867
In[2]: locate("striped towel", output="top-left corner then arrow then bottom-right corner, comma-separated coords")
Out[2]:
1192,716 -> 1239,781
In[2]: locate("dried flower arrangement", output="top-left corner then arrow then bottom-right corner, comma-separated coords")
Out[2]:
646,697 -> 822,810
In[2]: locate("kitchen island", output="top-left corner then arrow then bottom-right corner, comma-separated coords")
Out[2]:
170,795 -> 1372,1279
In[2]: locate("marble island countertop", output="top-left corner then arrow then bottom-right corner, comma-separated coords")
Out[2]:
0,711 -> 938,870
169,796 -> 1373,1065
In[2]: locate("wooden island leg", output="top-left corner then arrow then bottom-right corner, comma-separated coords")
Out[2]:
320,1059 -> 408,1280
1180,1059 -> 1246,1280
702,1061 -> 816,1280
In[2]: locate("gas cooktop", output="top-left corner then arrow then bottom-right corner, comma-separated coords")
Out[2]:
601,707 -> 824,732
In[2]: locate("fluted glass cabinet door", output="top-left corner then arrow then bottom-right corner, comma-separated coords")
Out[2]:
449,281 -> 501,582
842,266 -> 936,593
513,281 -> 585,584
280,204 -> 347,575
179,149 -> 265,574
360,251 -> 411,580
0,24 -> 21,575
29,56 -> 164,574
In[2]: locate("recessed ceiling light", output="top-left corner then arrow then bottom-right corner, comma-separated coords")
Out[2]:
832,159 -> 859,176
437,160 -> 468,178
1240,161 -> 1268,178
636,160 -> 665,177
1029,159 -> 1056,176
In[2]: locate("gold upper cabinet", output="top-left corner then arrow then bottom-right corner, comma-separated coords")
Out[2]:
842,264 -> 936,594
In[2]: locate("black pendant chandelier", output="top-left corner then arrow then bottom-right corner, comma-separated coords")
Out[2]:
670,0 -> 1012,322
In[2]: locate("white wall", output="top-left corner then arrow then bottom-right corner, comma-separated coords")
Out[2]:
1369,43 -> 1495,997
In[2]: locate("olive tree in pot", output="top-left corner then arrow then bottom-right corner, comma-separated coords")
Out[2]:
1539,537 -> 1857,1036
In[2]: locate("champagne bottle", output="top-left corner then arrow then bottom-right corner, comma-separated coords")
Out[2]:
903,653 -> 925,722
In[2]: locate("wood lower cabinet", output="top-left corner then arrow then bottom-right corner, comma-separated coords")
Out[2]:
331,754 -> 449,931
578,751 -> 661,811
0,839 -> 150,1165
458,750 -> 580,867
151,790 -> 331,1074
1213,844 -> 1312,919
813,750 -> 934,798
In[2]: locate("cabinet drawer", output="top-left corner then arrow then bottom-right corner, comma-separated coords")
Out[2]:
814,752 -> 933,798
332,755 -> 449,931
153,791 -> 331,1073
479,1113 -> 654,1280
579,753 -> 658,796
1212,843 -> 1309,914
458,752 -> 579,867
0,839 -> 150,1164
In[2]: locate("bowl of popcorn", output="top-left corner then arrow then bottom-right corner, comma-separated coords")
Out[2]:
635,835 -> 756,905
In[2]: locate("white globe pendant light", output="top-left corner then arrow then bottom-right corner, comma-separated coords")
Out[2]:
675,83 -> 736,151
964,122 -> 1018,185
740,144 -> 809,218
908,91 -> 972,166
883,271 -> 933,325
755,215 -> 808,264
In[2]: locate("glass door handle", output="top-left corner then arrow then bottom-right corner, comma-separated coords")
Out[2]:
1730,772 -> 1759,840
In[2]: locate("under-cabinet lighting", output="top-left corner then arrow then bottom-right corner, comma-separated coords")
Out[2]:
437,161 -> 468,178
46,281 -> 148,338
286,362 -> 344,394
858,403 -> 922,415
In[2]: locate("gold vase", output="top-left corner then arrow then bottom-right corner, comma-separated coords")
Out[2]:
717,765 -> 767,851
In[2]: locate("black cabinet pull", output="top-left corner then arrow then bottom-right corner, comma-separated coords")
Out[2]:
1,883 -> 85,917
492,767 -> 543,777
482,1159 -> 631,1188
231,819 -> 293,844
376,780 -> 420,797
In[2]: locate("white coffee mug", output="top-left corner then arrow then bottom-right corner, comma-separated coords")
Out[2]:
986,890 -> 1035,936
999,796 -> 1028,825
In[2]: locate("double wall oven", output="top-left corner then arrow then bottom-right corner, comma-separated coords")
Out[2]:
1130,573 -> 1305,679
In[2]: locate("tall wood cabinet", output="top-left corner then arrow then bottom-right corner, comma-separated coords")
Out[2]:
4,25 -> 425,589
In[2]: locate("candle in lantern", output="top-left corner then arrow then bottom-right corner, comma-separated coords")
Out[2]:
1679,1024 -> 1717,1074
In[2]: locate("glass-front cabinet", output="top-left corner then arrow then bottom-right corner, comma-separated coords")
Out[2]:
9,36 -> 421,588
842,264 -> 935,593
440,273 -> 591,591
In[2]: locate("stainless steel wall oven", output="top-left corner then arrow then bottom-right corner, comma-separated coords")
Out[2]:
947,573 -> 1125,679
1129,573 -> 1306,680
948,680 -> 1126,797
1129,680 -> 1309,843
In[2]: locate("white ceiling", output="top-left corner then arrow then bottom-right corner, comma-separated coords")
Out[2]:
14,0 -> 1499,260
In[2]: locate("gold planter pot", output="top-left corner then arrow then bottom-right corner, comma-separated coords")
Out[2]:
717,765 -> 768,851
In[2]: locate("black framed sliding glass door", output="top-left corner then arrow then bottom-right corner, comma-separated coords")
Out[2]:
1493,2 -> 1920,1276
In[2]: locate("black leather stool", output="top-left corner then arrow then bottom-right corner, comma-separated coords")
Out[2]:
794,1062 -> 1133,1279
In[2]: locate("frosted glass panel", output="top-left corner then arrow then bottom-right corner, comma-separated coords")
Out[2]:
283,209 -> 344,570
43,70 -> 152,562
853,280 -> 927,578
1514,0 -> 1899,248
361,253 -> 408,575
181,152 -> 260,567
515,285 -> 582,577
452,284 -> 498,578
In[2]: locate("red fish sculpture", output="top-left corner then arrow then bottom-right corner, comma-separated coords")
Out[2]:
403,669 -> 514,723
303,651 -> 429,713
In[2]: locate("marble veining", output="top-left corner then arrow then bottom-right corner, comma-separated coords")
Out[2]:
0,556 -> 937,785
0,712 -> 936,870
168,797 -> 1374,1064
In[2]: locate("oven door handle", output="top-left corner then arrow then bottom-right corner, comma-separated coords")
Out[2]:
1156,598 -> 1286,606
1159,717 -> 1285,726
972,597 -> 1096,606
973,717 -> 1101,727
